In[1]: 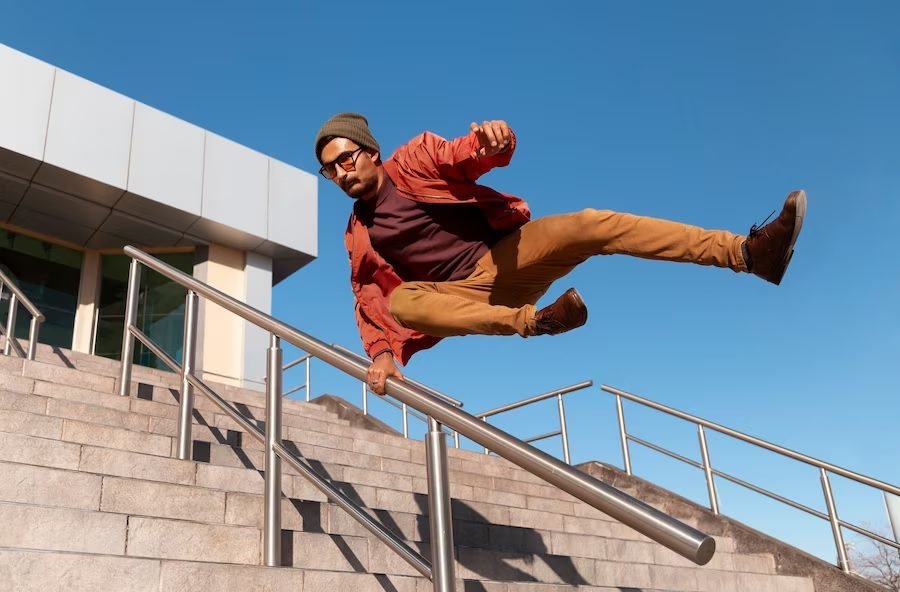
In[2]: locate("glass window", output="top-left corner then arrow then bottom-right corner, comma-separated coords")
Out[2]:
93,252 -> 195,370
0,229 -> 82,349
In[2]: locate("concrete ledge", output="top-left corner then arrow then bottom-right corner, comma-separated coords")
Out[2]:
578,461 -> 882,592
310,394 -> 400,436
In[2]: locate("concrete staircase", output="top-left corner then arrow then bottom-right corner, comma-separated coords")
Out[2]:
0,345 -> 874,591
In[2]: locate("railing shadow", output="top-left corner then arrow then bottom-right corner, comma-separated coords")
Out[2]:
213,398 -> 592,587
140,381 -> 601,589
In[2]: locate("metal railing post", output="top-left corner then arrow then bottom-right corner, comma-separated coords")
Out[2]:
697,425 -> 719,515
26,316 -> 39,361
362,381 -> 368,415
557,394 -> 571,464
176,291 -> 198,460
118,259 -> 142,397
4,294 -> 17,356
482,416 -> 490,455
402,403 -> 409,438
453,430 -> 460,449
615,394 -> 632,475
821,468 -> 849,572
265,334 -> 284,567
305,356 -> 311,402
426,417 -> 456,591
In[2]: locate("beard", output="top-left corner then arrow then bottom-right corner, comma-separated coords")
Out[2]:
344,175 -> 378,201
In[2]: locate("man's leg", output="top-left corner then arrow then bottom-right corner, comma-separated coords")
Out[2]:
389,208 -> 736,338
391,192 -> 805,337
389,264 -> 537,338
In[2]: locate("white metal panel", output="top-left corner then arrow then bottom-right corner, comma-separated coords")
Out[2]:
0,45 -> 54,163
241,252 -> 272,391
201,132 -> 268,239
128,103 -> 204,215
43,70 -> 134,191
267,158 -> 317,257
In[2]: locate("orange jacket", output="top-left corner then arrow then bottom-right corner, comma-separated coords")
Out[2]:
344,128 -> 531,365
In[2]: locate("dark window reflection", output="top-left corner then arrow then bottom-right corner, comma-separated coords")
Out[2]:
0,229 -> 82,349
94,252 -> 194,370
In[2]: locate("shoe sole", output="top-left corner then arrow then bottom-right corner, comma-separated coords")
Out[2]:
774,190 -> 806,285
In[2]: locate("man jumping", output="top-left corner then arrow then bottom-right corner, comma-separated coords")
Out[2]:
314,113 -> 806,395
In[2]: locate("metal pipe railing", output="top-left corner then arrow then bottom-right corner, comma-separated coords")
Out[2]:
476,380 -> 591,464
119,246 -> 715,568
280,353 -> 311,401
333,344 -> 464,408
125,312 -> 433,580
363,382 -> 460,443
278,346 -> 463,446
334,343 -> 463,447
477,380 -> 591,418
0,268 -> 45,361
603,385 -> 900,496
603,383 -> 900,572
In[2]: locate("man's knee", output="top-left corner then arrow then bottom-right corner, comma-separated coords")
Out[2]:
573,207 -> 614,228
389,284 -> 421,325
554,208 -> 616,247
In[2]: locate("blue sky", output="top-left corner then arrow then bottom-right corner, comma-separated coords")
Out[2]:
3,0 -> 898,564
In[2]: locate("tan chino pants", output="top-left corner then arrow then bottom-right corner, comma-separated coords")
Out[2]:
389,209 -> 747,338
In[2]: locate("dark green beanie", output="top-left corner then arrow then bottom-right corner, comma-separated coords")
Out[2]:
314,112 -> 380,163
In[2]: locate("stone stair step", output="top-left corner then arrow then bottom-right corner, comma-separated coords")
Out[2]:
126,515 -> 261,564
0,460 -> 102,511
0,501 -> 127,555
0,429 -> 82,471
0,548 -> 161,592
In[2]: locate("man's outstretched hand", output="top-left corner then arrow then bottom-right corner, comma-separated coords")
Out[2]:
470,120 -> 511,157
367,351 -> 404,396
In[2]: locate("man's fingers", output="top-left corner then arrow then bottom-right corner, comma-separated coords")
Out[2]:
481,121 -> 499,147
494,121 -> 510,145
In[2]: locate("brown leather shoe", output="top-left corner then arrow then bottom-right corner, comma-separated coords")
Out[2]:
744,190 -> 807,285
534,288 -> 588,336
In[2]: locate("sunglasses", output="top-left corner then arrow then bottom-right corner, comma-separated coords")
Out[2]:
319,147 -> 365,180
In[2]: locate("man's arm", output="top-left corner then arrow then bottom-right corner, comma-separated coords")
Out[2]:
410,120 -> 517,183
354,302 -> 403,395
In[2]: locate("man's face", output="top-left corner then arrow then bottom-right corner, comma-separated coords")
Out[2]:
319,138 -> 380,201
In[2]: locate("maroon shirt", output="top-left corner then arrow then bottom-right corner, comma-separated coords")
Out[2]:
357,176 -> 505,282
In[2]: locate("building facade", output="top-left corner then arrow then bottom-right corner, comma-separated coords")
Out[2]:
0,44 -> 317,389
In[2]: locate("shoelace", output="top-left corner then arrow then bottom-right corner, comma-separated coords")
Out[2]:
749,209 -> 776,235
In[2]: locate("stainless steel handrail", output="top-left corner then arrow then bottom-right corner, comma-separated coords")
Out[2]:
283,353 -> 311,371
278,346 -> 462,444
262,354 -> 311,397
333,344 -> 465,408
128,323 -> 431,576
602,383 -> 900,573
118,246 -> 715,573
477,381 -> 591,418
367,382 -> 459,442
476,380 -> 591,464
0,269 -> 45,360
333,344 -> 462,445
119,260 -> 433,580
